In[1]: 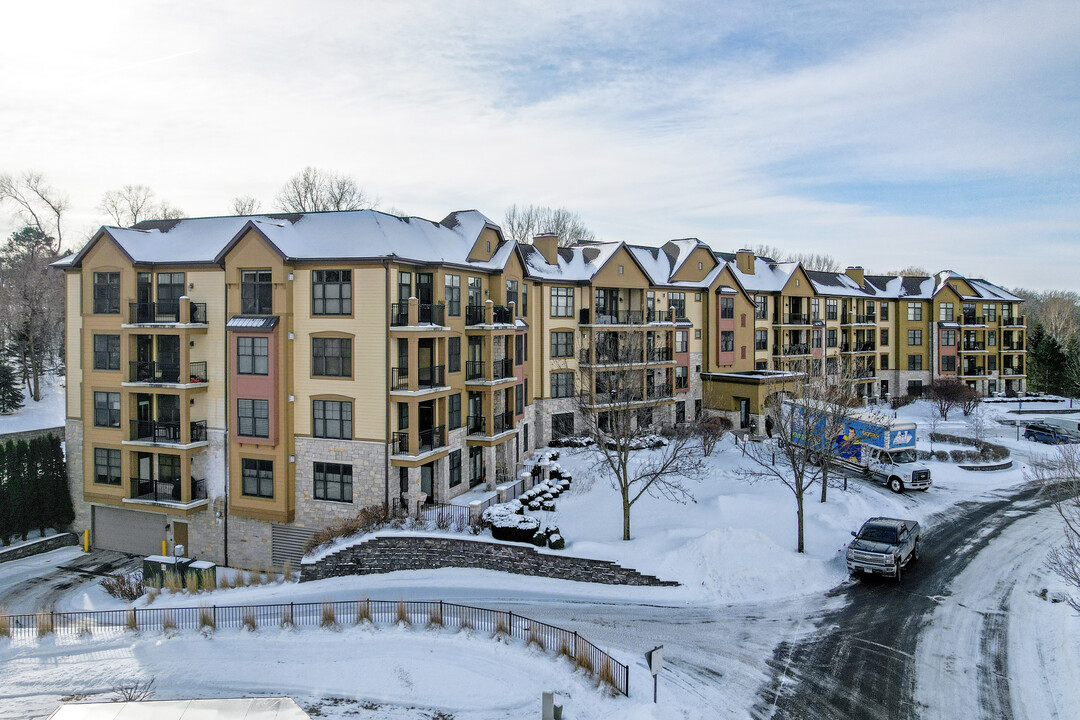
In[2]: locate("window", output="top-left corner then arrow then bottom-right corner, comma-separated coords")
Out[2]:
515,384 -> 524,415
880,329 -> 889,346
94,448 -> 121,485
398,272 -> 412,303
398,402 -> 409,430
449,450 -> 462,487
237,336 -> 269,375
880,354 -> 889,370
551,371 -> 574,398
156,272 -> 185,310
984,304 -> 996,322
941,355 -> 956,372
241,270 -> 273,314
92,272 -> 121,314
93,335 -> 120,370
241,458 -> 274,498
669,292 -> 686,318
312,270 -> 352,315
552,412 -> 574,438
907,302 -> 922,321
812,298 -> 820,320
907,379 -> 923,395
523,332 -> 528,362
312,337 -> 351,377
908,329 -> 923,346
551,287 -> 574,317
93,391 -> 120,428
515,334 -> 524,365
313,399 -> 352,439
435,273 -> 459,318
314,462 -> 352,502
676,401 -> 686,423
988,330 -> 996,347
720,297 -> 734,319
506,280 -> 519,310
939,302 -> 954,322
675,331 -> 688,353
238,398 -> 270,438
988,355 -> 997,371
449,394 -> 461,429
963,302 -> 976,319
827,329 -> 838,348
941,329 -> 956,346
525,377 -> 529,405
880,304 -> 889,321
675,366 -> 689,389
521,283 -> 528,317
908,354 -> 923,371
695,329 -> 702,339
755,329 -> 768,350
812,329 -> 822,349
448,336 -> 461,373
755,296 -> 768,319
826,299 -> 838,321
720,331 -> 734,352
551,331 -> 573,358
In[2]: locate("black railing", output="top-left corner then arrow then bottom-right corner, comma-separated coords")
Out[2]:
129,419 -> 205,444
466,415 -> 485,435
849,368 -> 876,379
774,343 -> 810,356
418,303 -> 445,326
418,365 -> 445,388
493,357 -> 514,380
962,341 -> 986,351
961,315 -> 986,325
392,432 -> 409,455
390,303 -> 409,327
961,366 -> 986,377
842,313 -> 876,324
390,367 -> 409,391
465,304 -> 486,325
128,361 -> 207,384
130,477 -> 207,504
783,313 -> 811,325
1001,316 -> 1025,326
1002,367 -> 1024,376
465,360 -> 485,381
128,301 -> 206,324
491,305 -> 512,324
418,425 -> 446,453
649,382 -> 675,398
0,600 -> 629,696
493,411 -> 514,434
647,308 -> 674,323
842,341 -> 876,353
647,346 -> 673,362
594,309 -> 644,325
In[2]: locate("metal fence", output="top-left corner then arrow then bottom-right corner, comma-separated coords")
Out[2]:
0,599 -> 629,696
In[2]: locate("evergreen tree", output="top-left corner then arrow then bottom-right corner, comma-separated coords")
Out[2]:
0,357 -> 23,414
9,440 -> 31,540
0,442 -> 10,546
44,434 -> 73,529
28,437 -> 48,537
1028,324 -> 1069,394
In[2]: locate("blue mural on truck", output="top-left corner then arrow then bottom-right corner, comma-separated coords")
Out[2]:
791,404 -> 916,460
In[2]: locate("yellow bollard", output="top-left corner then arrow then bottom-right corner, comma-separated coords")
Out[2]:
83,528 -> 89,552
162,539 -> 167,556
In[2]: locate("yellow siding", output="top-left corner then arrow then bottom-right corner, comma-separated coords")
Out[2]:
190,269 -> 226,429
66,272 -> 82,418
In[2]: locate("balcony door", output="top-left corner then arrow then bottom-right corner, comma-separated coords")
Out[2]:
416,273 -> 434,305
157,395 -> 181,443
136,336 -> 153,381
157,272 -> 185,315
136,273 -> 153,322
421,462 -> 435,505
418,399 -> 434,433
157,335 -> 180,382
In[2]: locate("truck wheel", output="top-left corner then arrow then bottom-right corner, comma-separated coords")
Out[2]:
889,477 -> 904,493
895,564 -> 902,582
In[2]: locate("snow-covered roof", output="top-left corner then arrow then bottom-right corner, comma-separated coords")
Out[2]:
520,241 -> 624,282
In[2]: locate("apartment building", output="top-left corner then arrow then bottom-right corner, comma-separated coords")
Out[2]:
56,210 -> 1023,567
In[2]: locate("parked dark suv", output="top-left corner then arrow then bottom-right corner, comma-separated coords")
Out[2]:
1024,422 -> 1072,444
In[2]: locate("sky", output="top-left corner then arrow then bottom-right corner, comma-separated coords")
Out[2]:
1,0 -> 1077,289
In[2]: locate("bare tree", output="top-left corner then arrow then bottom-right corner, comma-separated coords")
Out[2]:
100,185 -> 183,226
930,378 -> 967,420
697,415 -> 732,457
231,196 -> 262,215
959,385 -> 981,416
968,403 -> 989,446
503,204 -> 596,247
882,265 -> 929,276
924,403 -> 942,453
0,171 -> 68,254
749,244 -> 839,272
275,167 -> 375,213
736,366 -> 857,551
570,328 -> 704,540
1027,444 -> 1080,611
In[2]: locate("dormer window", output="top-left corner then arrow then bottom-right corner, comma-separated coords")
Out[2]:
241,270 -> 273,314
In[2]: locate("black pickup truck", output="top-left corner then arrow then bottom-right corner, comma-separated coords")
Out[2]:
846,517 -> 921,581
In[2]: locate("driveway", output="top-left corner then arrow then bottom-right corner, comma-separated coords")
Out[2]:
0,547 -> 140,613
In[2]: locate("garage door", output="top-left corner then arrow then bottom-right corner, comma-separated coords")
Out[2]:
93,505 -> 167,556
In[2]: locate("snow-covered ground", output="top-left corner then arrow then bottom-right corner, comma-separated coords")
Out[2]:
0,373 -> 65,434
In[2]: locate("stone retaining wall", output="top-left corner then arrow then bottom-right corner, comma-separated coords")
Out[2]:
301,534 -> 679,587
959,460 -> 1014,472
0,533 -> 78,564
0,426 -> 64,443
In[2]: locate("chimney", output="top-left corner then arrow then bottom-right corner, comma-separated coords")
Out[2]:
736,248 -> 755,275
533,233 -> 559,265
845,266 -> 864,285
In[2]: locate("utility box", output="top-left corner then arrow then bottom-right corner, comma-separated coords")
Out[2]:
142,555 -> 192,586
188,560 -> 217,589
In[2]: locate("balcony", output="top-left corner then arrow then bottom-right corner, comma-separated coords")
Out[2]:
781,313 -> 812,325
647,309 -> 675,323
466,414 -> 486,435
493,410 -> 514,434
418,365 -> 445,388
960,315 -> 986,326
649,382 -> 675,399
128,301 -> 206,325
464,304 -> 512,326
842,341 -> 876,354
493,357 -> 514,380
129,477 -> 207,506
592,309 -> 644,325
1000,316 -> 1026,327
842,313 -> 876,325
1002,367 -> 1024,376
128,419 -> 207,446
848,368 -> 876,380
465,360 -> 485,381
646,346 -> 674,363
1002,342 -> 1026,352
390,303 -> 446,327
391,425 -> 447,456
961,366 -> 986,377
127,361 -> 207,386
962,341 -> 987,352
774,343 -> 811,356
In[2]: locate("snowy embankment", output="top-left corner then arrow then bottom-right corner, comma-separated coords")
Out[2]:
0,373 -> 64,434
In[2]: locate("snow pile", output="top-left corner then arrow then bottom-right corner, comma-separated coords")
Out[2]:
0,373 -> 65,434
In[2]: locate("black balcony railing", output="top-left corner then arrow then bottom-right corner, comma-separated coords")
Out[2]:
492,357 -> 514,380
774,343 -> 810,356
129,419 -> 207,445
842,313 -> 876,325
418,303 -> 445,326
782,313 -> 811,325
649,382 -> 675,398
842,341 -> 876,353
465,304 -> 486,325
646,346 -> 673,362
128,361 -> 207,385
593,309 -> 644,325
128,301 -> 206,325
391,432 -> 409,454
493,411 -> 513,434
961,315 -> 986,325
391,367 -> 409,391
961,366 -> 986,377
962,341 -> 986,351
130,477 -> 207,504
849,368 -> 876,379
1001,316 -> 1025,326
417,365 -> 445,388
418,425 -> 446,453
390,303 -> 409,326
466,415 -> 485,435
647,308 -> 674,323
1002,366 -> 1024,376
492,305 -> 512,324
465,360 -> 485,381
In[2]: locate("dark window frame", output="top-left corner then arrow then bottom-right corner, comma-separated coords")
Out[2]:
94,447 -> 122,485
551,371 -> 574,398
237,336 -> 269,375
312,269 -> 353,316
92,272 -> 121,314
241,270 -> 273,315
237,398 -> 270,438
93,391 -> 121,428
551,331 -> 573,358
312,337 -> 352,377
314,461 -> 353,503
551,287 -> 574,317
313,399 -> 353,439
93,334 -> 121,370
241,458 -> 274,498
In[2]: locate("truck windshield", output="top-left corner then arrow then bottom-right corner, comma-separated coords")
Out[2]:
858,525 -> 898,544
891,450 -> 916,463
